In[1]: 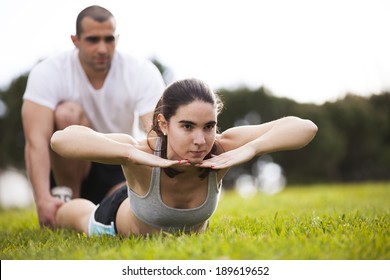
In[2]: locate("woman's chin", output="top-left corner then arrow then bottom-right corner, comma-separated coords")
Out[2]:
188,158 -> 204,165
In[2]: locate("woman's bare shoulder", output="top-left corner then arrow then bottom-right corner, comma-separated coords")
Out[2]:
215,131 -> 241,153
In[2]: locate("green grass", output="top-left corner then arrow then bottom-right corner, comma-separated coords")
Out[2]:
0,183 -> 389,260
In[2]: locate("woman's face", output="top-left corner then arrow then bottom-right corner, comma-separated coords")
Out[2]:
162,101 -> 217,164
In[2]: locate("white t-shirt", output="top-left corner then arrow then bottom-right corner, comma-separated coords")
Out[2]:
23,49 -> 165,135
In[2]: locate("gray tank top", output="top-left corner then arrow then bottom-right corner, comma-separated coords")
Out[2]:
128,138 -> 221,232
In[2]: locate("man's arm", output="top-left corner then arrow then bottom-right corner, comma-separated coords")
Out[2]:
21,100 -> 63,228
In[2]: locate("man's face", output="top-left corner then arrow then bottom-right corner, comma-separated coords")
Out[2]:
72,17 -> 117,73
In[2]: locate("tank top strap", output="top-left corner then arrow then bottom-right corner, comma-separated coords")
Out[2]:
154,137 -> 162,156
149,137 -> 162,195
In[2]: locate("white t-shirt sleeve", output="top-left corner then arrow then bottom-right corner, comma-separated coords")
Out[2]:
23,57 -> 64,110
134,60 -> 165,116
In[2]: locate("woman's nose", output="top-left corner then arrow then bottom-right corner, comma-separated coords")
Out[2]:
193,131 -> 206,145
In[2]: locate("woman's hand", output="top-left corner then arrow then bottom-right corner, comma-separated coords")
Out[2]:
127,148 -> 190,168
196,144 -> 256,170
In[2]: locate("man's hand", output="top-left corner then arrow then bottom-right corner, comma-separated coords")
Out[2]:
36,196 -> 64,228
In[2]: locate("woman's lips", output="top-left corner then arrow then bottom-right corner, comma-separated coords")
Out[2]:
190,151 -> 204,158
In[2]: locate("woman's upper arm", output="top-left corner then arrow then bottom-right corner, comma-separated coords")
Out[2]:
218,116 -> 317,153
100,133 -> 138,145
218,122 -> 273,151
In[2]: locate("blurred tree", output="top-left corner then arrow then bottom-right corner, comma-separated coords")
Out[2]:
324,94 -> 390,181
369,93 -> 390,177
274,103 -> 346,183
0,75 -> 27,169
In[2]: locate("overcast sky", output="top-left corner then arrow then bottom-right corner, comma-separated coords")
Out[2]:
1,0 -> 390,104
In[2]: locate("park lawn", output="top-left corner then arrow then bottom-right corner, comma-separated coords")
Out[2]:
0,183 -> 389,260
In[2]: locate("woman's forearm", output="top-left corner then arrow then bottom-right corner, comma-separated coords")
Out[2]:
249,116 -> 318,155
50,125 -> 131,165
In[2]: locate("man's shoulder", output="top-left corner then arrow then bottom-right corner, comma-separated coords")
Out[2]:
114,51 -> 154,69
32,49 -> 76,71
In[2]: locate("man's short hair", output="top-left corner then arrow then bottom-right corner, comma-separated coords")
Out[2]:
76,5 -> 115,36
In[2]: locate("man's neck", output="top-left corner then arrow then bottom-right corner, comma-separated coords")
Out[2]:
85,69 -> 108,90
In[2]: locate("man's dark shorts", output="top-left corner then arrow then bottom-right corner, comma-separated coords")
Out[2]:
50,162 -> 126,204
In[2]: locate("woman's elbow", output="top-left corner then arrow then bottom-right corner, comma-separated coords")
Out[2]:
285,116 -> 318,136
50,131 -> 61,151
50,125 -> 79,150
301,119 -> 318,144
50,130 -> 70,154
307,119 -> 318,135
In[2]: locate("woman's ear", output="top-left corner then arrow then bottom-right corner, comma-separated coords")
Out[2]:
157,114 -> 168,135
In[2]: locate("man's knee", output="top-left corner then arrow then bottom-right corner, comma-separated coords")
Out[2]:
54,101 -> 90,129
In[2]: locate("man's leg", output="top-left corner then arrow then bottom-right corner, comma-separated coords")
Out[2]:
50,101 -> 91,198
